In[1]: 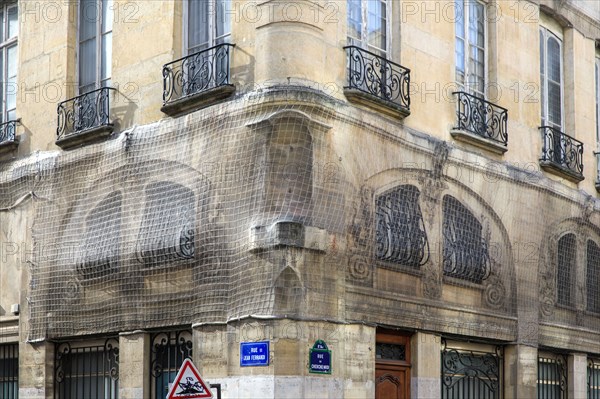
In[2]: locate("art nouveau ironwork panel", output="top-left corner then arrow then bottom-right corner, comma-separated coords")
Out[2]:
442,195 -> 491,282
376,185 -> 429,267
57,87 -> 114,140
54,338 -> 119,399
150,330 -> 192,399
0,120 -> 17,143
344,45 -> 410,110
163,43 -> 234,105
556,233 -> 576,307
441,340 -> 501,399
453,91 -> 508,146
376,343 -> 406,362
537,354 -> 567,399
540,126 -> 584,177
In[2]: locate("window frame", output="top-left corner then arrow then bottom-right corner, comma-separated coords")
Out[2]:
347,0 -> 391,57
539,25 -> 564,131
455,0 -> 488,99
0,1 -> 17,123
183,0 -> 232,56
77,0 -> 113,95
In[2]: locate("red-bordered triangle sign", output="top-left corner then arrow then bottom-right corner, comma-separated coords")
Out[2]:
166,358 -> 213,399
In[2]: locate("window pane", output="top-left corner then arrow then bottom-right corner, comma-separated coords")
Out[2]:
469,2 -> 485,48
188,0 -> 210,53
79,39 -> 97,92
548,36 -> 561,83
101,32 -> 111,82
539,30 -> 545,74
548,81 -> 562,127
557,234 -> 575,306
6,44 -> 16,115
347,0 -> 362,42
587,241 -> 600,313
102,0 -> 113,34
216,0 -> 231,41
455,0 -> 464,38
80,0 -> 98,42
7,6 -> 17,39
367,0 -> 386,51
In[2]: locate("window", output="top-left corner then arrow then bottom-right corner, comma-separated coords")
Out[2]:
79,0 -> 112,94
0,2 -> 17,124
0,344 -> 17,399
556,233 -> 575,307
537,353 -> 567,399
441,340 -> 502,399
186,0 -> 231,55
540,26 -> 563,131
347,0 -> 389,56
455,0 -> 486,98
442,195 -> 490,283
375,185 -> 429,267
590,358 -> 600,399
150,330 -> 192,399
587,240 -> 600,313
54,339 -> 119,399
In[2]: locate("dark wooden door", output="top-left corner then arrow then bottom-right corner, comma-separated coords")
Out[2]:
375,330 -> 411,399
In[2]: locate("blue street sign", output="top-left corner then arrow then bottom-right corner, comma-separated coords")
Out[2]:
240,341 -> 269,367
309,340 -> 332,374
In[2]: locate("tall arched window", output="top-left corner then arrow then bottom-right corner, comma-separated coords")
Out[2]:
587,240 -> 600,313
556,233 -> 576,307
375,185 -> 429,267
136,182 -> 196,267
442,195 -> 490,282
78,191 -> 122,281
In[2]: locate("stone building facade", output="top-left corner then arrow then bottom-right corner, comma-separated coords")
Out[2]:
0,0 -> 599,398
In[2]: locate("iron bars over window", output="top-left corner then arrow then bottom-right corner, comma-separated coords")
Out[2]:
57,87 -> 115,141
162,43 -> 235,106
344,45 -> 410,112
539,126 -> 584,179
453,91 -> 508,147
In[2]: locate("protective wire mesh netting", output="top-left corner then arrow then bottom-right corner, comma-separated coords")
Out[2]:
10,87 -> 600,349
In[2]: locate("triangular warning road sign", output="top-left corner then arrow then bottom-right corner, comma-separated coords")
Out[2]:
166,358 -> 213,399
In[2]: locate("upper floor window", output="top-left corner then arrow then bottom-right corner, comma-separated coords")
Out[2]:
442,195 -> 490,283
455,0 -> 486,98
540,26 -> 563,131
347,0 -> 389,56
0,2 -> 17,123
186,0 -> 231,55
79,0 -> 112,94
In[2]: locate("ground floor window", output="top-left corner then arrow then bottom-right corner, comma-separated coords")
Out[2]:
0,343 -> 17,398
589,358 -> 600,399
54,338 -> 119,399
150,330 -> 192,399
441,339 -> 502,399
537,352 -> 567,399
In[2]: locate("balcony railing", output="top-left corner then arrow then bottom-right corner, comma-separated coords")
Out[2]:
539,126 -> 584,180
162,43 -> 235,107
0,120 -> 17,143
57,87 -> 115,141
343,45 -> 410,115
453,91 -> 508,147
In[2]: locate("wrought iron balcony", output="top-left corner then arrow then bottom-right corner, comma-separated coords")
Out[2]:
0,119 -> 19,154
452,91 -> 508,151
539,126 -> 584,182
56,87 -> 115,148
162,43 -> 235,115
343,45 -> 410,117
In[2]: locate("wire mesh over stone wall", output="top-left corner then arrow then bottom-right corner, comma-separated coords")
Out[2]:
14,87 -> 600,351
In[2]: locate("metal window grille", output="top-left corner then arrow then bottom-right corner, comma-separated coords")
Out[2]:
0,343 -> 18,399
442,195 -> 491,283
587,241 -> 600,313
441,340 -> 502,399
537,354 -> 567,399
589,358 -> 600,399
54,338 -> 119,399
557,234 -> 576,307
150,330 -> 192,399
375,185 -> 429,267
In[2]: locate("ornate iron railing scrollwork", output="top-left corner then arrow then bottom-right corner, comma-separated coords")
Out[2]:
441,339 -> 502,399
0,119 -> 18,143
150,330 -> 193,379
539,126 -> 584,177
453,91 -> 508,146
344,45 -> 410,110
163,43 -> 235,106
57,87 -> 115,140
